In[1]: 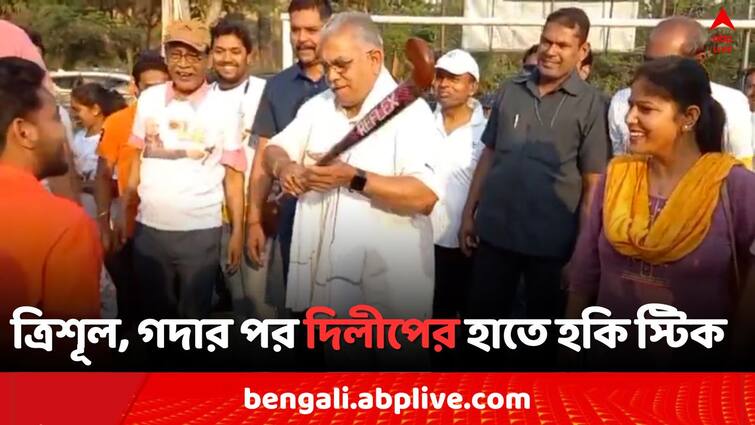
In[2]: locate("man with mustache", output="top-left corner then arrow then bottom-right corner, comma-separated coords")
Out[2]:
123,20 -> 247,319
209,17 -> 272,318
246,0 -> 331,296
460,8 -> 609,329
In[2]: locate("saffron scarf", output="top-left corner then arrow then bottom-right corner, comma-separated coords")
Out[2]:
603,153 -> 740,264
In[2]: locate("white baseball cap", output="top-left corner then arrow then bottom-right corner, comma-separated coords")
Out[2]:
435,49 -> 480,81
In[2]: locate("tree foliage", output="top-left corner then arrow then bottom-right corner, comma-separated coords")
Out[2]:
2,0 -> 146,70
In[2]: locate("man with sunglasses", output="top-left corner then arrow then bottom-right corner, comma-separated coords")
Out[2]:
608,16 -> 753,168
122,20 -> 247,319
263,12 -> 441,320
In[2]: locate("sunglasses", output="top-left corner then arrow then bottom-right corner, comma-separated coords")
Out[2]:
522,64 -> 538,73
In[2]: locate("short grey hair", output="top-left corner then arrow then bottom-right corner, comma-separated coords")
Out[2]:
320,12 -> 383,50
652,16 -> 708,56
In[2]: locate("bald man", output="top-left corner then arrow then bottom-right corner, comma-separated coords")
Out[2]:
608,16 -> 753,168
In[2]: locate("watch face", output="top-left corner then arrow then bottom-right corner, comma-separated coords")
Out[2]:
350,170 -> 367,191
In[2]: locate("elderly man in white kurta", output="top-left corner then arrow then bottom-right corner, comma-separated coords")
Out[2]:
263,12 -> 442,319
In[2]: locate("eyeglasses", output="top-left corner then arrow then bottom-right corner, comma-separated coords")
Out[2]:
522,64 -> 538,73
322,59 -> 354,76
322,50 -> 377,76
167,50 -> 204,65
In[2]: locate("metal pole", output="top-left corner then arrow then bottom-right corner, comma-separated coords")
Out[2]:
440,0 -> 446,51
488,0 -> 494,55
605,0 -> 615,52
281,13 -> 293,69
161,0 -> 171,54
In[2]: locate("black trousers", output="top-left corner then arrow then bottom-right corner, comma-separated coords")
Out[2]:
464,240 -> 568,369
104,239 -> 136,327
466,240 -> 567,319
433,245 -> 473,318
277,197 -> 297,286
133,223 -> 222,319
432,245 -> 473,369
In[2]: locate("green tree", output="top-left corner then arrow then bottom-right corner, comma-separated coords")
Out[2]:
3,0 -> 145,70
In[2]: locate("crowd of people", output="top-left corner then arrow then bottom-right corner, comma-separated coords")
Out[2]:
0,0 -> 754,367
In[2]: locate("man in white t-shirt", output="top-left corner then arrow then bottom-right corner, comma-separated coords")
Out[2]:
608,16 -> 753,168
429,49 -> 487,319
123,20 -> 247,319
263,12 -> 442,319
209,18 -> 275,319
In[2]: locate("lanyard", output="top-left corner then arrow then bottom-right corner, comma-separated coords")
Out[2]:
534,94 -> 567,129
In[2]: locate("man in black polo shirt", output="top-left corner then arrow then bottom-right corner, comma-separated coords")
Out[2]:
460,8 -> 609,321
246,0 -> 331,285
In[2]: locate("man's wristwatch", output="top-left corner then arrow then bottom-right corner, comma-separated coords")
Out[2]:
349,167 -> 367,192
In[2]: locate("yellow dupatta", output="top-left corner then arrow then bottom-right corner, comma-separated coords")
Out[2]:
603,153 -> 740,265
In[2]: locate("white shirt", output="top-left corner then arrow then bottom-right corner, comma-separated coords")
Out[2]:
71,129 -> 101,180
129,82 -> 246,231
430,100 -> 486,248
270,68 -> 442,318
210,76 -> 267,184
608,83 -> 753,164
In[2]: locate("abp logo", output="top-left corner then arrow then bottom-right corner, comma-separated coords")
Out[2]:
710,8 -> 735,30
709,8 -> 735,55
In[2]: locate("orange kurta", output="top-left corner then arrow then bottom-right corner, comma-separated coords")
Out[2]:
0,164 -> 101,321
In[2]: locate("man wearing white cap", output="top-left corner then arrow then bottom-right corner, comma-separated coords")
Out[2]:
430,49 -> 486,319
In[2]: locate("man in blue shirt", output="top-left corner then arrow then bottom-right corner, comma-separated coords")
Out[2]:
246,0 -> 331,288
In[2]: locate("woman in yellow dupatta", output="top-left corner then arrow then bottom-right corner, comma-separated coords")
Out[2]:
565,57 -> 755,366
